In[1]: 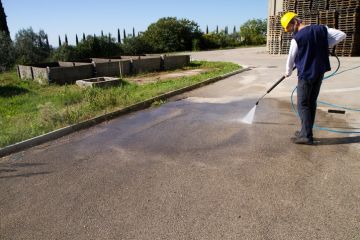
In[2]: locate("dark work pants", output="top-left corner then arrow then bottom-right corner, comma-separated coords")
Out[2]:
297,76 -> 323,139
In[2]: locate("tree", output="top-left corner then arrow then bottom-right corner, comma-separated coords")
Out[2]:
45,34 -> 49,48
117,28 -> 121,43
122,36 -> 151,55
83,33 -> 85,41
216,25 -> 219,34
14,28 -> 52,64
225,26 -> 228,35
132,27 -> 135,37
0,0 -> 10,37
123,29 -> 126,39
64,34 -> 68,45
58,35 -> 61,47
142,17 -> 202,53
240,18 -> 267,45
0,31 -> 15,71
76,34 -> 79,46
233,26 -> 236,34
206,25 -> 209,34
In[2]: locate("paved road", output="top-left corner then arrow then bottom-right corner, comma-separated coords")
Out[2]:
1,47 -> 360,240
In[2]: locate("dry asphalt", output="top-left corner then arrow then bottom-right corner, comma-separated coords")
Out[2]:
1,47 -> 360,239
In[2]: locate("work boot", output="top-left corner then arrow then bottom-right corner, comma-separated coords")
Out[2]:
293,136 -> 314,145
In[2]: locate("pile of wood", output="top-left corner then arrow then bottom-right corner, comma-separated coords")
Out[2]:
268,0 -> 360,56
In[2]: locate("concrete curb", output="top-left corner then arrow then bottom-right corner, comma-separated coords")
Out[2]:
0,67 -> 250,158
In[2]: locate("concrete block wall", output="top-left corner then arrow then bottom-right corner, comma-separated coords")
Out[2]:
131,57 -> 162,74
95,62 -> 121,77
119,60 -> 131,77
32,67 -> 49,85
59,61 -> 75,67
163,55 -> 190,70
48,64 -> 94,84
16,55 -> 191,84
17,65 -> 33,80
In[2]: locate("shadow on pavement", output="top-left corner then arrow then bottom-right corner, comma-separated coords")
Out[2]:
315,136 -> 360,145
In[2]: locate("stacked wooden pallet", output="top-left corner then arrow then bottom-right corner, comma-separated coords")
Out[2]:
296,0 -> 312,15
268,15 -> 282,54
336,8 -> 360,56
312,0 -> 327,11
268,0 -> 360,56
318,10 -> 337,28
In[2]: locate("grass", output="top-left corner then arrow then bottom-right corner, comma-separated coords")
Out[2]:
0,61 -> 240,147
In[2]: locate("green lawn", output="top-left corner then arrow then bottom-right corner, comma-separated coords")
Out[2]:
0,61 -> 240,147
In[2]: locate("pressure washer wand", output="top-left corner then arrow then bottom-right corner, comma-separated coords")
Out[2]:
255,75 -> 286,105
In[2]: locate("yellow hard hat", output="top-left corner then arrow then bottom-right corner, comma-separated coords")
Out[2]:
281,12 -> 298,32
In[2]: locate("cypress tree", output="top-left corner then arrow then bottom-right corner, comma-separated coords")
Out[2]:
206,25 -> 209,34
83,33 -> 85,41
101,30 -> 104,37
132,27 -> 135,37
216,25 -> 219,34
0,0 -> 10,37
45,34 -> 49,48
64,34 -> 68,45
123,29 -> 126,39
117,28 -> 121,43
58,36 -> 62,47
233,25 -> 236,34
76,34 -> 79,45
38,35 -> 42,47
225,26 -> 228,35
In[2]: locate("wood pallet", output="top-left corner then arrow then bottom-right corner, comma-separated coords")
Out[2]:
268,0 -> 360,56
319,10 -> 337,28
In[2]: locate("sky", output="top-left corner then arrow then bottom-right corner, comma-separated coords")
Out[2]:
3,0 -> 268,47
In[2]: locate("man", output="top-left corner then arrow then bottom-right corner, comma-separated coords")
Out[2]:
281,12 -> 346,145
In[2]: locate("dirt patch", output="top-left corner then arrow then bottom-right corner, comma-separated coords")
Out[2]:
126,68 -> 210,85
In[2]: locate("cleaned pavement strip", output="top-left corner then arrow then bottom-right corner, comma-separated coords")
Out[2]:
1,47 -> 360,240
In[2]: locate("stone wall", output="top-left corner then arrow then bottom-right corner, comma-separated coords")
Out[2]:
17,65 -> 33,80
131,57 -> 162,74
32,67 -> 49,84
48,64 -> 94,84
163,55 -> 190,70
16,55 -> 191,84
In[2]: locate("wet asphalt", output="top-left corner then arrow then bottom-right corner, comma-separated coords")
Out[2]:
1,47 -> 360,239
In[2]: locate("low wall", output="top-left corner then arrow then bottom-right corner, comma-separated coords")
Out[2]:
32,67 -> 49,84
163,55 -> 190,70
48,64 -> 94,84
16,55 -> 191,84
119,60 -> 131,77
18,65 -> 33,80
131,57 -> 161,74
95,62 -> 120,77
59,61 -> 75,67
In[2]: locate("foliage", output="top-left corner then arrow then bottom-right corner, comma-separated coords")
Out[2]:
51,45 -> 77,62
142,17 -> 202,53
0,0 -> 10,37
0,31 -> 15,71
122,36 -> 152,55
51,35 -> 123,61
240,18 -> 267,45
14,28 -> 52,65
200,32 -> 240,50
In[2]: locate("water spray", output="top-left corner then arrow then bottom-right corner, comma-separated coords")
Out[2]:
242,75 -> 287,124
